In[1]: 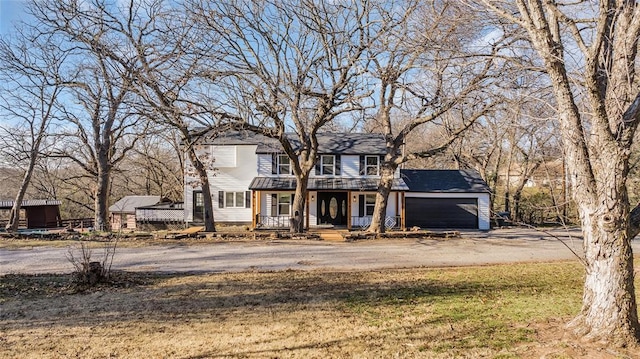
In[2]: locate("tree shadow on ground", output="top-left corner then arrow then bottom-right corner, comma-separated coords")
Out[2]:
1,265 -> 579,330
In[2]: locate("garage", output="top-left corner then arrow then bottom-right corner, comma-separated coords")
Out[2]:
401,169 -> 491,230
405,197 -> 478,229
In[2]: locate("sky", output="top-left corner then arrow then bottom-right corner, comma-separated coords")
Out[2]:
0,0 -> 26,36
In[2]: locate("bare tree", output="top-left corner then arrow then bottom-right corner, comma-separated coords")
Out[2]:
364,1 -> 498,233
23,0 -> 147,231
114,130 -> 183,200
59,0 -> 227,232
0,26 -> 65,231
447,113 -> 507,213
479,0 -> 640,345
190,0 -> 379,232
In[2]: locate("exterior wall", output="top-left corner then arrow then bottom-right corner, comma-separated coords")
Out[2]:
349,191 -> 400,229
308,192 -> 318,226
257,153 -> 277,176
256,153 -> 399,179
404,192 -> 491,230
336,155 -> 359,177
110,213 -> 136,231
184,145 -> 258,225
183,185 -> 196,223
255,191 -> 295,228
257,190 -> 399,228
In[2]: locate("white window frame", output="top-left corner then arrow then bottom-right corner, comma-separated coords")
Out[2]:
225,191 -> 246,208
278,194 -> 291,216
320,155 -> 335,175
365,194 -> 376,216
365,155 -> 380,176
277,154 -> 292,175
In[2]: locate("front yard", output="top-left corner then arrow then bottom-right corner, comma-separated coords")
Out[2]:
2,261 -> 638,358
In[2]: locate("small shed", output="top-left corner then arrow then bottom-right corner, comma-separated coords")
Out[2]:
109,196 -> 164,230
401,170 -> 491,230
0,199 -> 62,229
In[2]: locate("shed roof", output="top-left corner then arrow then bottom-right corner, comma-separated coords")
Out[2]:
249,177 -> 408,191
400,169 -> 490,193
0,199 -> 61,209
195,130 -> 389,155
109,196 -> 162,213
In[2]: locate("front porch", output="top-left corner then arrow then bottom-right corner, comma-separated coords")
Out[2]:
249,176 -> 408,231
254,213 -> 403,231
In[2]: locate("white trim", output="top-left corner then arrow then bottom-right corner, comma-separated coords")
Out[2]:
364,155 -> 380,176
277,154 -> 292,175
320,155 -> 335,175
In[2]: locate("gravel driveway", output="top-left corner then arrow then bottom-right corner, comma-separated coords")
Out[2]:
1,228 -> 634,275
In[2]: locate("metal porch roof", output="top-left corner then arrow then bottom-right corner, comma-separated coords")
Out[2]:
249,177 -> 409,191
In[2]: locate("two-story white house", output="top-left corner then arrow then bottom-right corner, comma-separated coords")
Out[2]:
184,130 -> 491,230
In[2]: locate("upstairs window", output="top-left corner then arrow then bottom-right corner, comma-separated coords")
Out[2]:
365,156 -> 380,176
320,155 -> 335,175
277,154 -> 292,175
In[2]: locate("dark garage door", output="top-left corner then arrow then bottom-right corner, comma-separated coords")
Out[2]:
405,197 -> 478,229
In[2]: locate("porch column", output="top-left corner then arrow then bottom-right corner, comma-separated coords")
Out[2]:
252,190 -> 259,229
395,192 -> 399,228
401,192 -> 406,230
305,191 -> 310,230
347,190 -> 352,230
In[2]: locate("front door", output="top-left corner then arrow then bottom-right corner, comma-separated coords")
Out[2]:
317,192 -> 348,226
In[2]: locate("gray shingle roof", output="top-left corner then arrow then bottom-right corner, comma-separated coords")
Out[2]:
400,169 -> 490,193
249,177 -> 408,191
109,196 -> 162,213
196,130 -> 388,155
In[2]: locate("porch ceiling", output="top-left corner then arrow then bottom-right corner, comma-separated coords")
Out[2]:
249,177 -> 409,191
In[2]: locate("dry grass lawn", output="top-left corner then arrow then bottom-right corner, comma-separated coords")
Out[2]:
1,261 -> 640,358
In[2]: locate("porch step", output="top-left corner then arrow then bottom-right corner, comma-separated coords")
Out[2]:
315,229 -> 348,242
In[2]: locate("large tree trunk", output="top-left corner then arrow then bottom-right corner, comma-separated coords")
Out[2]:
570,218 -> 638,345
368,163 -> 396,234
6,154 -> 39,232
290,174 -> 308,233
186,145 -> 216,232
568,156 -> 640,344
94,168 -> 110,232
533,11 -> 638,345
6,173 -> 30,232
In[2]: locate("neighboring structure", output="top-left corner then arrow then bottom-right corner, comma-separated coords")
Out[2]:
184,130 -> 491,230
109,196 -> 165,230
135,201 -> 185,231
499,158 -> 565,189
0,199 -> 62,229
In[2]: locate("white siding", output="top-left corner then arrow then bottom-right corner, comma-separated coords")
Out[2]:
348,191 -> 401,229
212,146 -> 237,167
256,153 -> 399,179
308,191 -> 318,225
257,154 -> 273,176
477,193 -> 491,230
340,155 -> 360,177
210,145 -> 258,223
405,192 -> 491,230
185,145 -> 258,224
349,191 -> 399,217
